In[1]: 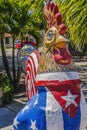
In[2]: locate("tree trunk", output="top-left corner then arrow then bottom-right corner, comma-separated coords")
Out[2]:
15,66 -> 21,91
0,34 -> 13,84
12,34 -> 18,92
12,35 -> 16,81
12,35 -> 21,92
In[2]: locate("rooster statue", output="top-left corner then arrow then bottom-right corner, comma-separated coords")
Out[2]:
13,1 -> 87,130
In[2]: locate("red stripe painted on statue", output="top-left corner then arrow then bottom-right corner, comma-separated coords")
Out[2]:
25,50 -> 40,100
33,50 -> 40,63
35,79 -> 81,88
26,62 -> 34,99
29,56 -> 37,77
26,58 -> 36,99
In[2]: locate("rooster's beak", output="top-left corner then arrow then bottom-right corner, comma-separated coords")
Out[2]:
55,35 -> 70,48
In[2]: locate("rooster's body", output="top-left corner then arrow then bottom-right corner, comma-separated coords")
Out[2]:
13,2 -> 87,130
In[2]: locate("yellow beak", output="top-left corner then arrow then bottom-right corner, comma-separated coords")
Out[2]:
55,35 -> 69,48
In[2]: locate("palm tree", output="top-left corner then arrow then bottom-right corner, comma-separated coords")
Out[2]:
0,0 -> 42,92
55,0 -> 87,50
0,4 -> 13,84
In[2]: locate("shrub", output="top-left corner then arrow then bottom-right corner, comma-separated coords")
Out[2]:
0,73 -> 14,105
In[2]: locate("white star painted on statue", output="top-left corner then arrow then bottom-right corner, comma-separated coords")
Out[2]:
13,116 -> 20,129
30,120 -> 38,130
61,90 -> 78,108
34,94 -> 39,106
21,105 -> 30,114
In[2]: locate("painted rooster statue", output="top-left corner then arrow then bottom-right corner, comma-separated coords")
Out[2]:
13,1 -> 87,130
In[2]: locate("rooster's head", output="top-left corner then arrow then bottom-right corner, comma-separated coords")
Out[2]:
43,2 -> 72,65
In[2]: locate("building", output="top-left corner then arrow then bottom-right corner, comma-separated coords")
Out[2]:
0,33 -> 35,48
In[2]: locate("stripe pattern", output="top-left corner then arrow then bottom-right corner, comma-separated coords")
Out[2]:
25,50 -> 40,100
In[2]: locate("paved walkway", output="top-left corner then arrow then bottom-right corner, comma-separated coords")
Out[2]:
0,93 -> 27,130
0,107 -> 15,130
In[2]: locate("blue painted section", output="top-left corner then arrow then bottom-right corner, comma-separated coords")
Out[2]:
62,106 -> 81,130
13,86 -> 47,130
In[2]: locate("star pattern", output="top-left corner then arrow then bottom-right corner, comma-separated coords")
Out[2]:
34,94 -> 39,106
61,90 -> 78,108
21,105 -> 29,114
30,120 -> 38,130
13,116 -> 20,129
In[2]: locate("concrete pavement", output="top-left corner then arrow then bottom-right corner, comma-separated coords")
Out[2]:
0,92 -> 27,130
0,107 -> 15,130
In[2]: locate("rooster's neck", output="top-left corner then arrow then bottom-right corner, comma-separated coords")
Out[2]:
37,46 -> 74,73
37,47 -> 59,73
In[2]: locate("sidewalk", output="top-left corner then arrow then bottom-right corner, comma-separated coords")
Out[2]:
0,92 -> 27,130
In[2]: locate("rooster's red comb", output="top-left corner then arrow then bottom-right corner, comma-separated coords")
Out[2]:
43,2 -> 67,35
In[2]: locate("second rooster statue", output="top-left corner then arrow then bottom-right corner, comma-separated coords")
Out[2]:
13,1 -> 87,130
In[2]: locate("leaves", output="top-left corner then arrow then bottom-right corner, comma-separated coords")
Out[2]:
0,0 -> 44,92
0,73 -> 13,104
55,0 -> 87,49
0,0 -> 43,46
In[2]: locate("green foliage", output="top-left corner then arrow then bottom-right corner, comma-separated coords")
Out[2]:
0,73 -> 14,104
30,0 -> 46,25
0,0 -> 43,46
55,0 -> 87,50
1,0 -> 86,49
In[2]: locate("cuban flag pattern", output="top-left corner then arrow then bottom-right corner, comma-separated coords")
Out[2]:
13,72 -> 87,130
25,50 -> 40,100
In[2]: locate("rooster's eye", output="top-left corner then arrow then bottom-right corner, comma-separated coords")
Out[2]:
47,31 -> 53,40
